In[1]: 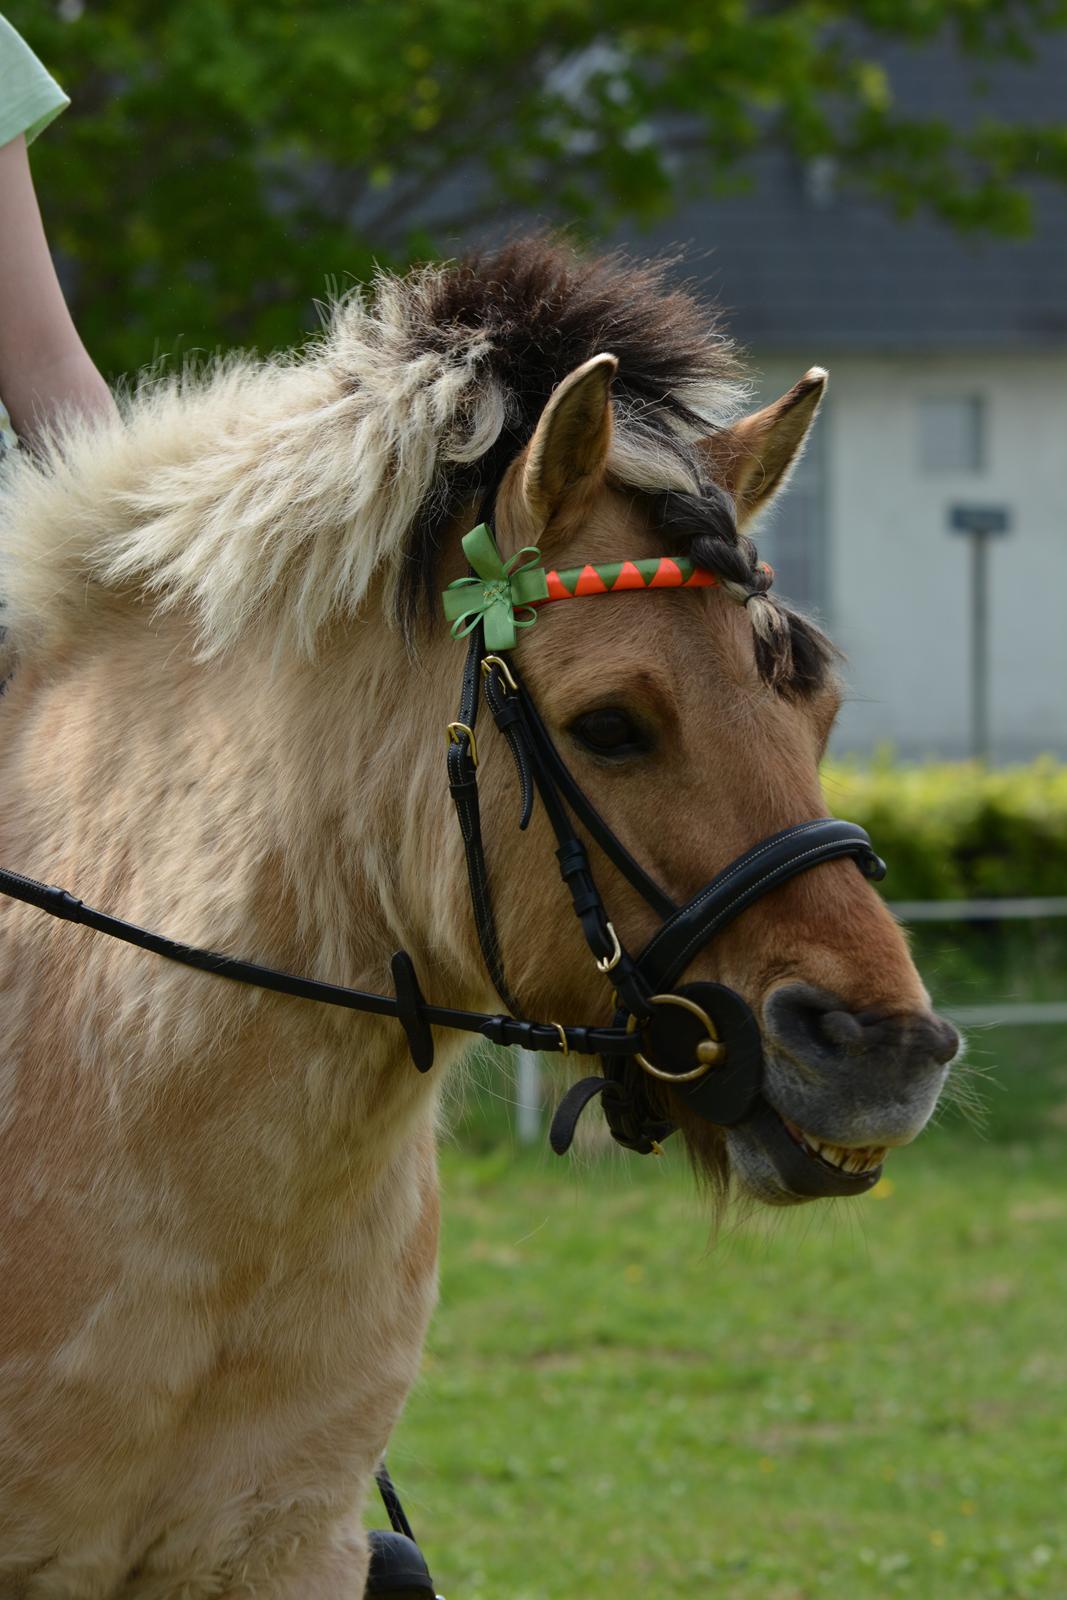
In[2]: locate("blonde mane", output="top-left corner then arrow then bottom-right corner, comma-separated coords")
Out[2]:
0,242 -> 747,665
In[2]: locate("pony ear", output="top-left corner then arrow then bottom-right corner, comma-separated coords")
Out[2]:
520,353 -> 618,522
699,368 -> 827,526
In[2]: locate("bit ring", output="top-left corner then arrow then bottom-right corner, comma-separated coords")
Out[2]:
627,992 -> 727,1083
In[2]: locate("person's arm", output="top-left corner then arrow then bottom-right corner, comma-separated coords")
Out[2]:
0,131 -> 115,444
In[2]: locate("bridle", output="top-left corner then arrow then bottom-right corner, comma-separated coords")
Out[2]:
450,630 -> 884,1157
0,508 -> 885,1167
440,516 -> 885,1159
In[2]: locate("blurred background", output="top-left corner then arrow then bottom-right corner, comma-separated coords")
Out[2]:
7,3 -> 1066,1596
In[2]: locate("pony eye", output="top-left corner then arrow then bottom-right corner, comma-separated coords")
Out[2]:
570,708 -> 650,758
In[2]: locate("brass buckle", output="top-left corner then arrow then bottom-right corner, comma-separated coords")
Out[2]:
549,1021 -> 569,1056
626,992 -> 727,1083
595,921 -> 622,974
481,654 -> 518,692
446,722 -> 478,766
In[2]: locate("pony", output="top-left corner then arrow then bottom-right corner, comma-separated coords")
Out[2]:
0,239 -> 957,1596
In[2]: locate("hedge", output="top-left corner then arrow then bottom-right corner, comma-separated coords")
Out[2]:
820,757 -> 1067,901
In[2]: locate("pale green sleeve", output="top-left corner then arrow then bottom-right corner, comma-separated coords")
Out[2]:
0,13 -> 69,148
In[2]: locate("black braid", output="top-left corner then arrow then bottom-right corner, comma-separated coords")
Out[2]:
639,485 -> 837,697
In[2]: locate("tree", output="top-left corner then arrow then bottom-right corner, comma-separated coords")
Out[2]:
10,0 -> 1067,378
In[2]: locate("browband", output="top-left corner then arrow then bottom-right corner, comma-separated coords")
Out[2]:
538,556 -> 721,602
442,522 -> 773,650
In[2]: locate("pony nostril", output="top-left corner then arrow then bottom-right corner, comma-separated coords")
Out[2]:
766,984 -> 960,1067
765,986 -> 852,1057
928,1015 -> 961,1064
818,1009 -> 866,1052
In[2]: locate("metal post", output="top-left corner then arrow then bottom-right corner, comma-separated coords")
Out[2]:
970,528 -> 989,761
949,505 -> 1009,763
515,1049 -> 542,1146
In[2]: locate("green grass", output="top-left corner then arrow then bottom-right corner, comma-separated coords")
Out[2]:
381,1023 -> 1067,1600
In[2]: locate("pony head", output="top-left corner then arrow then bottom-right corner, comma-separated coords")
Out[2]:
450,346 -> 957,1202
0,239 -> 957,1205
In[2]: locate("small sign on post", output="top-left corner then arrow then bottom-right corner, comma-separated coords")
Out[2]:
948,504 -> 1013,761
949,506 -> 1011,538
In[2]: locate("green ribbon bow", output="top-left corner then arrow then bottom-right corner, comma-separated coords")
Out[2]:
441,523 -> 549,650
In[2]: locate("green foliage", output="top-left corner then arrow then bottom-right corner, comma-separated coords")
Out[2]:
822,756 -> 1067,899
8,0 -> 1067,379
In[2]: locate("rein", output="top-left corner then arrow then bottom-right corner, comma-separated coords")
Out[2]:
0,515 -> 884,1163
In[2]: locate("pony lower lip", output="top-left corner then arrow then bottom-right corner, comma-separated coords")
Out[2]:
782,1117 -> 887,1177
740,1102 -> 882,1200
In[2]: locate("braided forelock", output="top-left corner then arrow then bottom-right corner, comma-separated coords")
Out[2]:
640,481 -> 839,696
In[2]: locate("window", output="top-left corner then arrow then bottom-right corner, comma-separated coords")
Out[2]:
756,410 -> 828,617
804,155 -> 839,210
919,396 -> 985,473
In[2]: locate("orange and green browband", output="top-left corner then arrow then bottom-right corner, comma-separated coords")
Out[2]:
537,556 -> 716,603
442,522 -> 773,651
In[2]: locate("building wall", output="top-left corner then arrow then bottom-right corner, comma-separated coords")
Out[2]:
750,353 -> 1067,762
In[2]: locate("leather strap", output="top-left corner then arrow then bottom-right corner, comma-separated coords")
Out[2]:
375,1464 -> 416,1542
503,659 -> 677,918
445,628 -> 520,1012
635,819 -> 885,993
483,659 -> 652,1022
483,665 -> 535,829
549,1077 -> 621,1154
549,1072 -> 674,1156
0,864 -> 641,1062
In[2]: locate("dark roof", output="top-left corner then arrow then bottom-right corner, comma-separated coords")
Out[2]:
639,33 -> 1067,352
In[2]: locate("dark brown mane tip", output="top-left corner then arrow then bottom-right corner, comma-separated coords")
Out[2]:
396,234 -> 743,630
650,486 -> 836,699
781,608 -> 840,697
